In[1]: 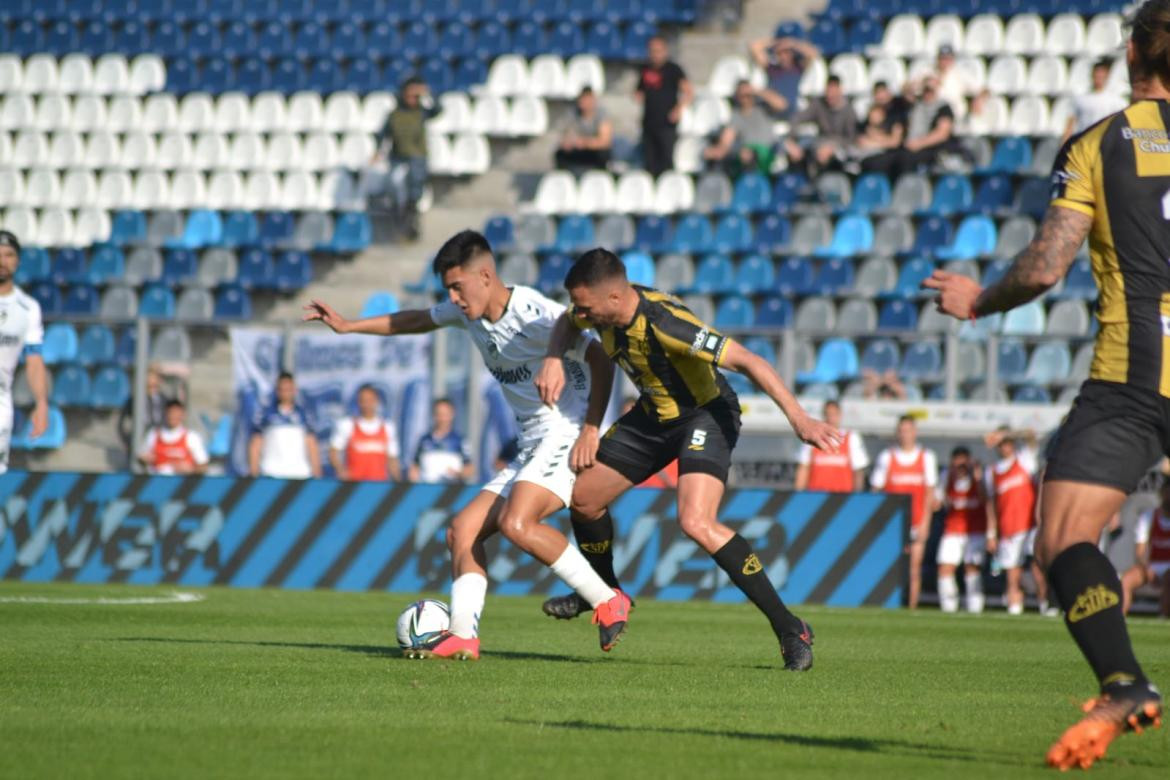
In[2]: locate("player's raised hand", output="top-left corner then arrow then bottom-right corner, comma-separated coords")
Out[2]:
569,425 -> 600,472
534,356 -> 566,406
302,299 -> 349,334
921,270 -> 982,321
793,415 -> 843,453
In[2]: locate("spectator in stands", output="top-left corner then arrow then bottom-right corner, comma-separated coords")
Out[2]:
703,80 -> 778,175
850,102 -> 905,166
408,397 -> 474,483
783,75 -> 856,176
636,35 -> 693,176
794,400 -> 869,492
749,35 -> 820,120
248,371 -> 321,480
136,399 -> 209,476
862,76 -> 956,179
329,384 -> 401,482
879,79 -> 913,130
935,44 -> 969,119
959,89 -> 996,136
1121,479 -> 1170,617
861,369 -> 907,400
1063,58 -> 1127,141
936,446 -> 988,613
554,87 -> 613,171
118,364 -> 182,456
373,76 -> 437,239
870,415 -> 939,609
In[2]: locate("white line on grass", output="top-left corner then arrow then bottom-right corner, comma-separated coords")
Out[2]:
0,591 -> 205,605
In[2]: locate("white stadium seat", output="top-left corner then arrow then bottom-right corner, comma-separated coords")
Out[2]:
426,133 -> 453,175
60,170 -> 98,209
58,54 -> 94,94
71,94 -> 107,132
303,133 -> 340,171
38,207 -> 75,248
280,171 -> 319,210
615,170 -> 656,214
142,94 -> 179,133
193,132 -> 231,170
978,95 -> 1010,135
1004,14 -> 1046,55
576,170 -> 617,214
339,132 -> 375,169
428,92 -> 473,134
907,56 -> 935,85
867,57 -> 907,92
120,131 -> 158,169
34,94 -> 71,131
450,133 -> 491,176
484,55 -> 529,97
925,15 -> 965,54
0,169 -> 24,208
1067,56 -> 1097,96
654,170 -> 696,214
24,169 -> 61,208
963,15 -> 1005,57
74,208 -> 110,246
23,55 -> 59,94
0,94 -> 35,130
471,96 -> 511,136
2,207 -> 37,245
157,132 -> 194,170
680,94 -> 728,137
266,132 -> 304,171
986,55 -> 1028,96
319,170 -> 361,211
93,54 -> 131,95
955,56 -> 987,94
128,54 -> 166,95
1009,95 -> 1052,136
214,92 -> 252,133
251,92 -> 288,133
360,92 -> 395,133
673,135 -> 703,174
207,170 -> 246,210
244,170 -> 282,210
1107,57 -> 1130,97
228,132 -> 265,171
508,95 -> 548,136
322,91 -> 362,133
132,171 -> 170,209
1049,96 -> 1075,136
1045,14 -> 1087,57
0,55 -> 22,93
0,132 -> 10,167
1086,13 -> 1124,57
829,54 -> 868,96
798,57 -> 828,96
12,131 -> 48,168
565,54 -> 605,95
84,131 -> 120,169
48,131 -> 85,169
287,92 -> 324,132
105,96 -> 142,133
881,15 -> 926,58
97,170 -> 134,209
1027,55 -> 1068,96
533,170 -> 578,215
528,54 -> 568,98
708,55 -> 752,98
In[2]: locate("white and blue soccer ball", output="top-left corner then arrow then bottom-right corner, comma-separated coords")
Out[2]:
396,599 -> 451,649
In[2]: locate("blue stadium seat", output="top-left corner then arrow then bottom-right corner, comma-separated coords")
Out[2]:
44,18 -> 79,52
712,214 -> 753,253
846,174 -> 891,214
741,335 -> 777,366
513,20 -> 548,57
812,215 -> 873,258
51,365 -> 91,408
847,17 -> 883,49
878,299 -> 918,331
214,284 -> 253,320
1055,259 -> 1096,300
12,405 -> 66,450
622,251 -> 656,287
367,21 -> 404,53
1014,177 -> 1051,220
776,256 -> 815,296
139,283 -> 175,319
293,20 -> 330,59
114,20 -> 151,53
152,21 -> 186,56
633,216 -> 671,252
221,20 -> 256,58
360,291 -> 401,318
114,327 -> 136,367
861,339 -> 900,375
729,173 -> 772,214
77,324 -> 116,367
483,216 -> 515,251
202,57 -> 235,92
496,0 -> 533,22
332,21 -> 366,56
996,340 -> 1029,384
537,252 -> 573,295
670,215 -> 714,254
79,19 -> 114,56
711,296 -> 754,332
270,58 -> 306,93
552,215 -> 595,252
418,59 -> 453,94
91,366 -> 130,409
326,213 -> 371,253
52,249 -> 89,285
258,211 -> 295,250
222,211 -> 260,248
774,21 -> 805,38
42,323 -> 79,366
917,174 -> 973,217
971,175 -> 1014,214
549,20 -> 585,56
472,21 -> 510,58
811,258 -> 854,296
978,136 -> 1033,175
164,57 -> 199,94
14,247 -> 51,285
453,56 -> 488,91
345,59 -> 379,94
900,340 -> 943,381
111,210 -> 147,245
63,284 -> 100,316
753,215 -> 792,253
798,338 -> 859,384
808,17 -> 846,56
734,254 -> 775,295
308,58 -> 346,93
237,249 -> 275,290
622,21 -> 654,59
10,20 -> 41,57
87,245 -> 125,285
187,20 -> 221,57
1012,384 -> 1052,404
566,0 -> 603,22
935,215 -> 997,260
162,249 -> 198,286
755,296 -> 793,327
772,173 -> 807,213
605,0 -> 640,22
689,254 -> 736,294
167,210 -> 224,250
586,20 -> 624,59
904,217 -> 953,258
29,283 -> 62,316
274,251 -> 313,291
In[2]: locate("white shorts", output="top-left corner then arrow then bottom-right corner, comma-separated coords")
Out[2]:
937,533 -> 986,567
483,427 -> 578,508
997,529 -> 1035,570
0,399 -> 12,474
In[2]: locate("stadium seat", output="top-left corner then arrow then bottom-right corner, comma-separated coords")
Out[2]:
753,215 -> 792,254
881,15 -> 926,57
935,215 -> 997,261
76,324 -> 116,367
1025,341 -> 1072,385
88,366 -> 129,409
970,175 -> 1014,215
688,254 -> 735,294
854,257 -> 898,298
904,217 -> 953,258
51,365 -> 91,408
878,300 -> 918,331
274,251 -> 312,291
596,214 -> 635,250
653,171 -> 695,214
797,339 -> 859,384
900,340 -> 943,382
788,216 -> 834,256
771,173 -> 808,214
51,249 -> 88,285
328,213 -> 372,253
616,171 -> 656,214
13,246 -> 51,286
870,216 -> 914,257
887,173 -> 931,216
213,284 -> 252,320
670,215 -> 714,254
551,215 -> 595,252
729,173 -> 772,214
655,254 -> 694,292
712,214 -> 753,254
714,295 -> 754,329
42,323 -> 79,366
1001,300 -> 1046,335
136,283 -> 174,320
794,297 -> 836,332
812,215 -> 873,258
996,339 -> 1030,384
755,296 -> 793,328
734,254 -> 775,295
62,284 -> 100,316
814,173 -> 852,212
837,299 -> 876,333
846,174 -> 891,215
776,257 -> 815,297
534,172 -> 577,215
861,339 -> 901,375
811,258 -> 855,297
621,251 -> 656,287
1055,261 -> 1096,301
536,252 -> 573,296
100,285 -> 137,319
577,171 -> 617,214
889,258 -> 934,300
918,174 -> 973,217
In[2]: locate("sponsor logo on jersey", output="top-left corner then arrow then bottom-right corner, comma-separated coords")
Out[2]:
689,328 -> 710,355
742,553 -> 762,575
0,334 -> 22,348
1067,584 -> 1120,623
488,363 -> 532,385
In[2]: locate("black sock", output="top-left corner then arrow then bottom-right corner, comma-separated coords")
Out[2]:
713,534 -> 803,638
1047,542 -> 1148,691
571,511 -> 620,590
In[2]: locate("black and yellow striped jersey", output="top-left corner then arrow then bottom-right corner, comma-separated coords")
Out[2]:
1052,100 -> 1170,397
569,286 -> 739,422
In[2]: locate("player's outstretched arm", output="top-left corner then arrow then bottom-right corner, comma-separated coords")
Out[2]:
24,352 -> 49,438
922,205 -> 1091,320
535,312 -> 580,406
721,340 -> 842,453
570,340 -> 616,472
302,299 -> 438,336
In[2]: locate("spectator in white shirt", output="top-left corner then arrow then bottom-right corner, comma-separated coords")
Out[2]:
329,384 -> 401,482
935,44 -> 969,119
137,399 -> 209,475
248,372 -> 322,480
1063,58 -> 1128,141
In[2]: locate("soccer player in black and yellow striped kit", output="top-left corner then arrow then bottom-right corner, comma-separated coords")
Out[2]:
926,0 -> 1169,767
535,248 -> 841,671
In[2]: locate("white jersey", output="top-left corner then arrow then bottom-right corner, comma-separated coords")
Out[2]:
430,285 -> 594,446
0,285 -> 44,399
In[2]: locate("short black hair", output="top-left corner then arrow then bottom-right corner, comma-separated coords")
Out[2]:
897,414 -> 916,426
165,398 -> 185,411
433,397 -> 455,410
823,399 -> 840,412
826,75 -> 841,87
277,371 -> 294,383
357,383 -> 379,397
873,80 -> 888,91
402,76 -> 426,90
564,248 -> 627,289
432,230 -> 493,277
951,445 -> 970,458
578,86 -> 594,97
0,230 -> 20,256
1093,57 -> 1113,71
735,79 -> 752,90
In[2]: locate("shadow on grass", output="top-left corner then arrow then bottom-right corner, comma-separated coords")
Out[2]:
503,717 -> 1029,767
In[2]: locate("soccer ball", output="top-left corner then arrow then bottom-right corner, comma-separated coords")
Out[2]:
396,599 -> 451,649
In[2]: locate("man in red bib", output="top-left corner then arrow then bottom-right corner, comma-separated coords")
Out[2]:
870,415 -> 938,609
328,385 -> 402,482
136,399 -> 209,475
795,400 -> 869,492
985,427 -> 1048,615
1122,479 -> 1170,617
936,446 -> 988,613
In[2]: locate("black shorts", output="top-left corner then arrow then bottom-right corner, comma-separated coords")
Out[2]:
1044,379 -> 1170,492
597,397 -> 741,484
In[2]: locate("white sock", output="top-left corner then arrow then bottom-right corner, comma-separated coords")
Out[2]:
938,576 -> 959,612
1008,600 -> 1024,615
550,545 -> 617,608
449,573 -> 487,639
1038,599 -> 1050,613
964,572 -> 984,613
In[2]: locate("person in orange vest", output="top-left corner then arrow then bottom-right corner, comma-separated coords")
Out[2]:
870,415 -> 938,609
135,399 -> 209,475
328,384 -> 402,482
984,426 -> 1050,615
935,446 -> 988,613
1121,479 -> 1170,617
794,400 -> 869,492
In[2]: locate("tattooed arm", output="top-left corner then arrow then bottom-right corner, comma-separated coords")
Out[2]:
922,206 -> 1092,320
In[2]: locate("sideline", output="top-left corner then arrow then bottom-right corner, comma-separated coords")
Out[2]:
0,591 -> 206,605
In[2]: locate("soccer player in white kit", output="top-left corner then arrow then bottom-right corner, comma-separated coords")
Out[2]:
0,231 -> 49,467
304,230 -> 630,659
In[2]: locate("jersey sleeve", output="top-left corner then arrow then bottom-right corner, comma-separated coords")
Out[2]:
869,450 -> 890,489
1135,510 -> 1153,545
329,418 -> 353,451
849,432 -> 870,471
1017,446 -> 1040,476
923,449 -> 939,488
650,304 -> 731,366
429,301 -> 467,329
1050,131 -> 1098,218
186,431 -> 210,465
22,298 -> 43,355
137,429 -> 157,461
383,421 -> 400,459
796,442 -> 812,466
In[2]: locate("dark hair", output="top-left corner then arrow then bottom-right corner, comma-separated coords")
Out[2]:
951,445 -> 970,458
823,399 -> 840,412
165,398 -> 185,411
826,75 -> 842,87
1093,57 -> 1114,71
578,86 -> 594,97
277,371 -> 294,383
735,79 -> 752,90
897,414 -> 916,426
1130,0 -> 1170,85
432,230 -> 493,276
0,230 -> 20,256
402,76 -> 426,91
433,397 -> 455,410
873,80 -> 889,91
357,383 -> 379,397
564,248 -> 627,289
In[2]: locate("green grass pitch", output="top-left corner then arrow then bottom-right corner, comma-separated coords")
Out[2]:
1,583 -> 1167,779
